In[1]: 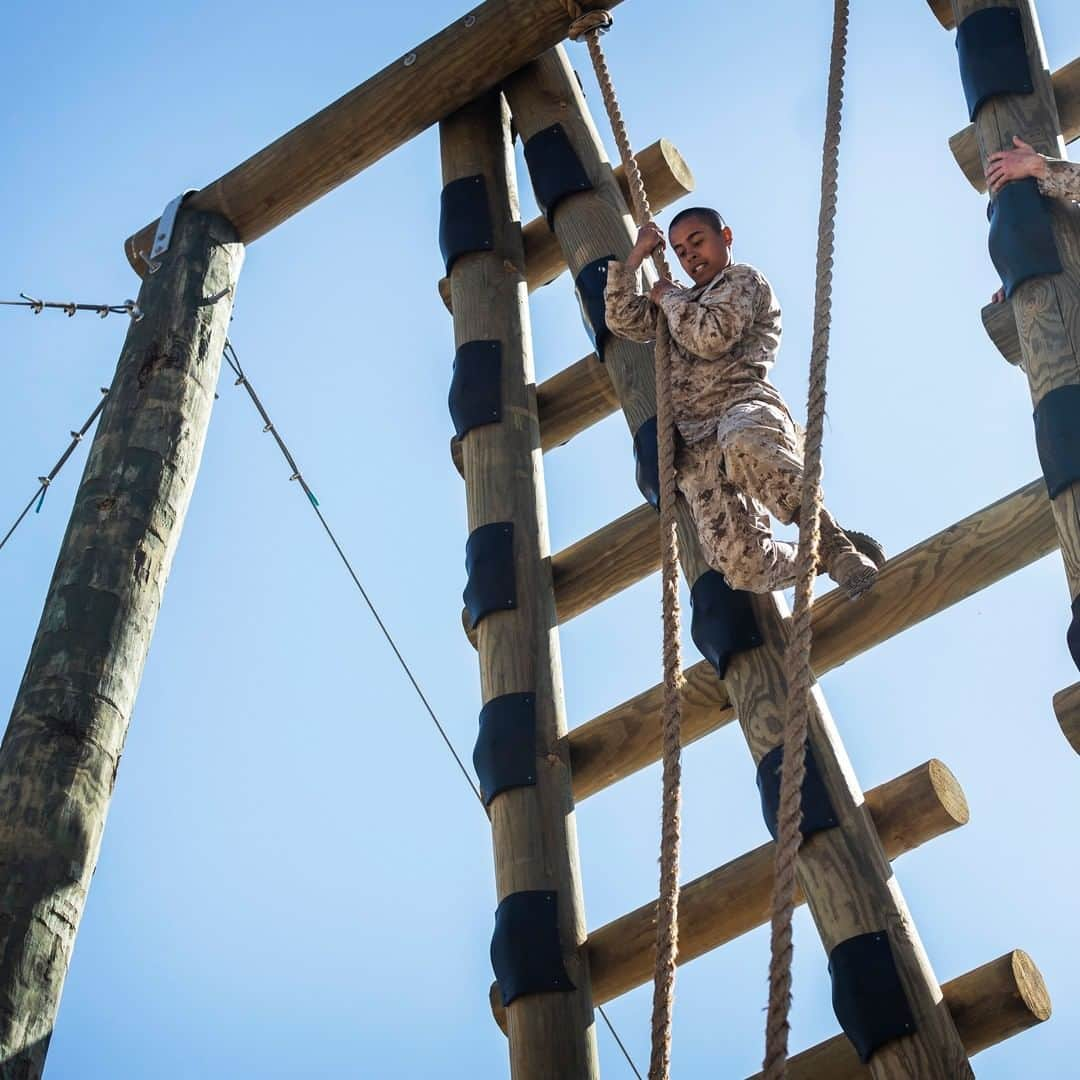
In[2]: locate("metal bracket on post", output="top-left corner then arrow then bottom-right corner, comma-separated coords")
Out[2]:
141,190 -> 198,274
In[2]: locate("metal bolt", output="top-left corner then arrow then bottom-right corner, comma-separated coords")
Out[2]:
403,52 -> 416,66
464,14 -> 476,26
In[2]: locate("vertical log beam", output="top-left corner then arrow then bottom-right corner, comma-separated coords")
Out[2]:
950,0 -> 1080,623
505,46 -> 970,1077
441,93 -> 598,1079
0,209 -> 242,1077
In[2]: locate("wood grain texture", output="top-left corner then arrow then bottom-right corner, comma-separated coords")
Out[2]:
438,138 -> 694,310
928,0 -> 957,29
450,349 -> 618,475
950,57 -> 1080,191
981,299 -> 1023,365
952,0 -> 1080,604
509,43 -> 970,1078
441,93 -> 597,1079
747,950 -> 1050,1079
491,759 -> 967,1029
0,210 -> 242,1078
1052,680 -> 1080,753
124,0 -> 626,274
569,479 -> 1055,801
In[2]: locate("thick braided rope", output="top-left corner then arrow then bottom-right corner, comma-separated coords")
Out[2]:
762,2 -> 849,1078
563,6 -> 683,1079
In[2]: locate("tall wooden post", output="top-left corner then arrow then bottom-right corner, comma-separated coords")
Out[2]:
505,46 -> 972,1076
948,0 -> 1080,646
0,209 -> 242,1078
440,94 -> 598,1078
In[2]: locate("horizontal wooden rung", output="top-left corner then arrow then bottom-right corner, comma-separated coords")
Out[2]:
746,949 -> 1050,1078
490,760 -> 967,1028
1052,681 -> 1080,754
437,138 -> 693,311
982,300 -> 1022,366
950,57 -> 1080,191
568,479 -> 1057,802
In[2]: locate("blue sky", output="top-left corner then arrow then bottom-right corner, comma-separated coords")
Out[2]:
3,1 -> 1079,1076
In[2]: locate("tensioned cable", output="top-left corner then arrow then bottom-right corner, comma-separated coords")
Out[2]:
222,339 -> 643,1078
2,293 -> 142,321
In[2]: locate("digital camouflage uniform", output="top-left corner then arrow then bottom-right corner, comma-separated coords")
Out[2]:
606,259 -> 859,593
1039,158 -> 1080,201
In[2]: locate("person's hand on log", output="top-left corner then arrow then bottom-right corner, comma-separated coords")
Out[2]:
986,137 -> 1048,193
626,222 -> 665,271
649,279 -> 678,304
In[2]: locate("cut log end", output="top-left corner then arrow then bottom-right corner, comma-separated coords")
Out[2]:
1052,682 -> 1080,755
927,0 -> 957,29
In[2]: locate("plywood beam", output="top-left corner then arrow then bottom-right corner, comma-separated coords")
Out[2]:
123,0 -> 627,274
569,479 -> 1056,802
749,951 -> 1050,1079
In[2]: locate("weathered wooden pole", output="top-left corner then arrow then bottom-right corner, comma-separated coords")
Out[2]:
505,45 -> 972,1076
943,0 -> 1080,668
440,92 -> 598,1078
0,208 -> 241,1077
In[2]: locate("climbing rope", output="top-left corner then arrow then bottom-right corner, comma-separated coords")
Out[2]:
1,293 -> 142,321
764,2 -> 850,1077
563,6 -> 683,1078
0,388 -> 110,553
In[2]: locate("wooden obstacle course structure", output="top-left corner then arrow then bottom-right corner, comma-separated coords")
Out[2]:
2,0 -> 1077,1075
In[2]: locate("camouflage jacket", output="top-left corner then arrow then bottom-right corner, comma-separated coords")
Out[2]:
605,260 -> 791,444
1038,158 -> 1080,201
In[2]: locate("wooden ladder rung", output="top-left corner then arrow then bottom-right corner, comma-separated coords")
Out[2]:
488,760 -> 967,1029
438,138 -> 693,311
982,300 -> 1023,366
568,478 -> 1056,802
1052,681 -> 1080,754
747,951 -> 1050,1079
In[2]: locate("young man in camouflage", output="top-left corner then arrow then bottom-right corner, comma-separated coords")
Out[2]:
604,207 -> 883,598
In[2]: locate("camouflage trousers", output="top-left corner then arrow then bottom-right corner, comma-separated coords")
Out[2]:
676,404 -> 806,593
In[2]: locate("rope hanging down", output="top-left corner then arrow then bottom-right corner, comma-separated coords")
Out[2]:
1,293 -> 142,321
0,388 -> 110,553
563,7 -> 684,1079
220,339 -> 645,1080
764,2 -> 850,1078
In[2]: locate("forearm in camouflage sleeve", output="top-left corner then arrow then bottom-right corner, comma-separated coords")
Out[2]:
658,269 -> 761,360
604,261 -> 659,344
1038,158 -> 1080,202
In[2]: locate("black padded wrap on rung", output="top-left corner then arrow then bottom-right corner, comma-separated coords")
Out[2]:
439,175 -> 494,274
633,416 -> 660,510
956,6 -> 1033,120
988,178 -> 1063,298
690,570 -> 762,679
575,256 -> 613,358
463,522 -> 515,629
473,693 -> 536,807
490,891 -> 575,1007
1068,594 -> 1080,673
829,932 -> 917,1063
1034,384 -> 1080,499
523,124 -> 593,226
756,742 -> 838,842
448,340 -> 502,440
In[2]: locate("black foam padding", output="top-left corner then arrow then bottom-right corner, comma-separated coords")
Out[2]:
956,6 -> 1033,120
473,693 -> 536,807
689,570 -> 763,679
829,932 -> 917,1063
633,416 -> 660,510
574,256 -> 614,358
490,891 -> 575,1007
988,177 -> 1063,298
522,124 -> 593,226
1034,384 -> 1080,499
756,742 -> 838,842
439,175 -> 494,274
1068,594 -> 1080,673
463,522 -> 515,629
448,340 -> 502,440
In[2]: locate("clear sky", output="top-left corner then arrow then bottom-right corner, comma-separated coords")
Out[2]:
3,1 -> 1079,1076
